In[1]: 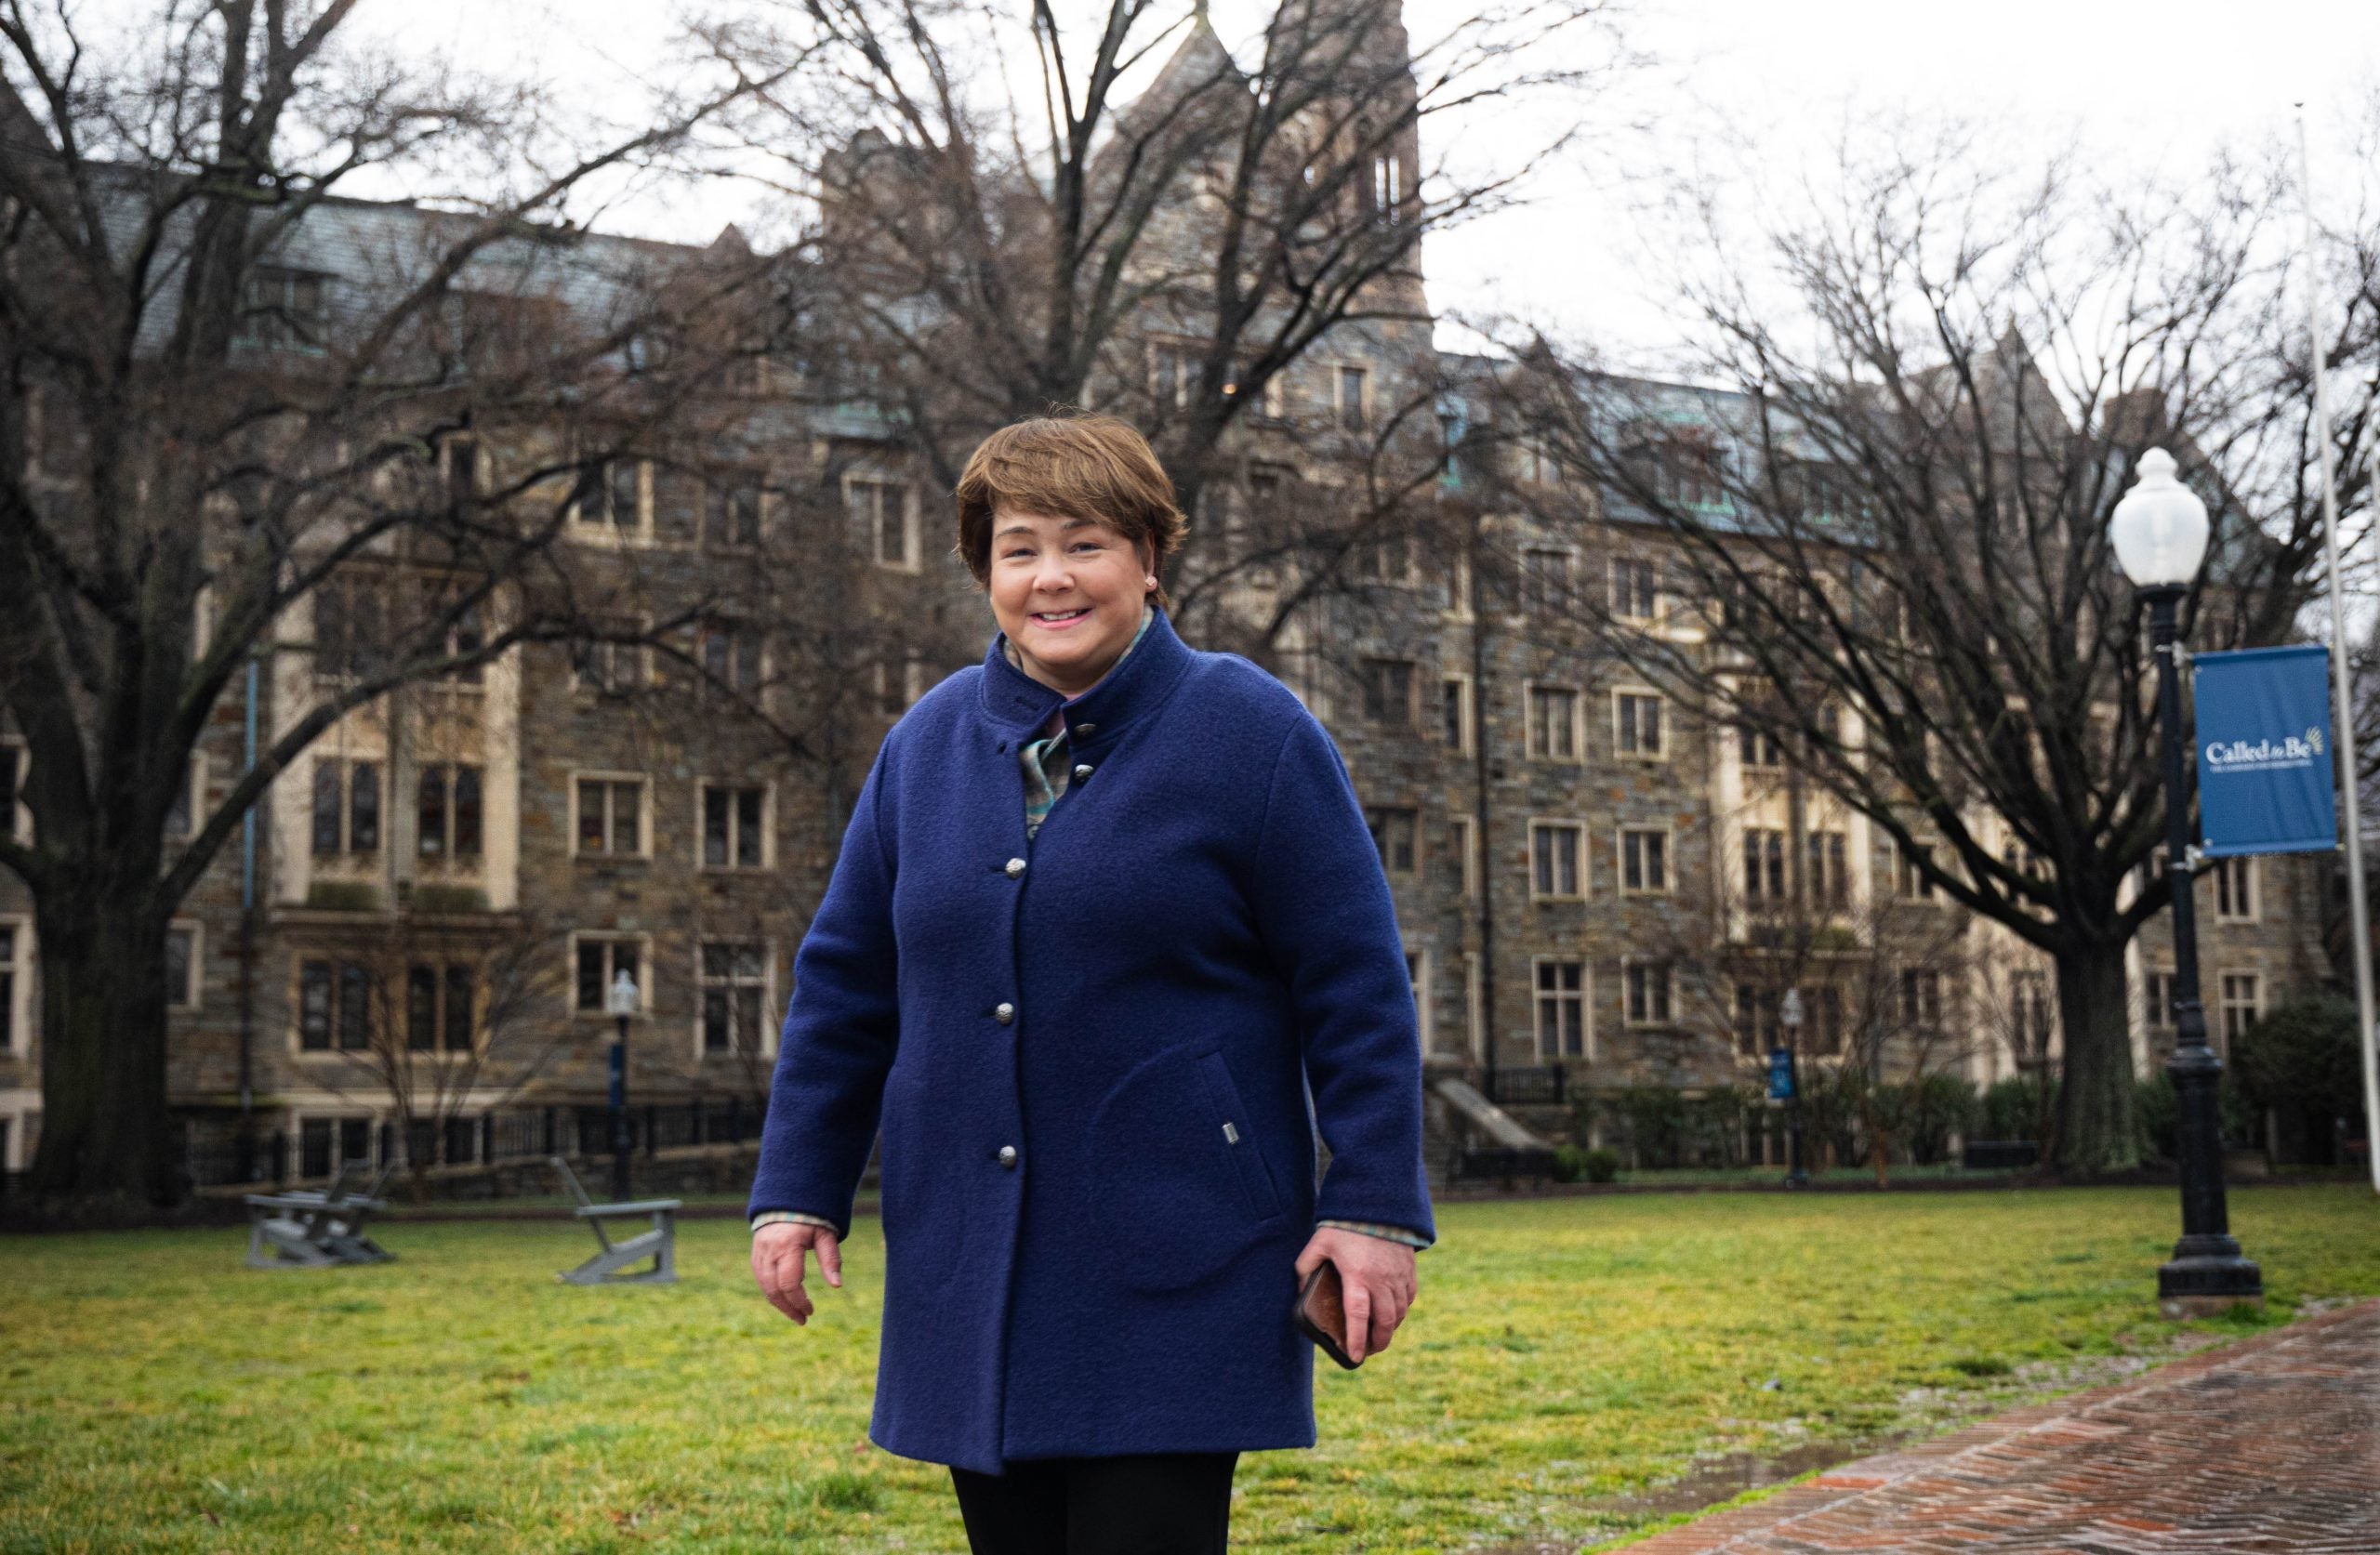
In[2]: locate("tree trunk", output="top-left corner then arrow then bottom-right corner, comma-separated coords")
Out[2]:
2053,939 -> 2140,1174
25,881 -> 178,1206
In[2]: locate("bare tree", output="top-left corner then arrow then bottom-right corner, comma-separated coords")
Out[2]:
653,467 -> 983,845
1828,926 -> 1990,1186
1524,134 -> 2374,1171
304,904 -> 570,1201
1970,952 -> 2066,1156
704,0 -> 1620,547
0,2 -> 791,1206
1595,745 -> 1987,1184
2320,93 -> 2380,983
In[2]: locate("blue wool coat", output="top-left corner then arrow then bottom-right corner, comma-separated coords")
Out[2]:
747,605 -> 1435,1474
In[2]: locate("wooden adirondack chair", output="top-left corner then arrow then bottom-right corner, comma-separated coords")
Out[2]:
245,1158 -> 396,1269
549,1156 -> 681,1285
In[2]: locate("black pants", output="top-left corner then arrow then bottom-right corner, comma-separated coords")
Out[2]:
950,1453 -> 1238,1555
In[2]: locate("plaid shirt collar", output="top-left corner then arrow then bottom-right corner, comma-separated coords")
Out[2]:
1006,606 -> 1155,836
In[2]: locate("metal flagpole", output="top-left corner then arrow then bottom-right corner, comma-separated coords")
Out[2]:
2297,110 -> 2380,1194
2364,424 -> 2380,1197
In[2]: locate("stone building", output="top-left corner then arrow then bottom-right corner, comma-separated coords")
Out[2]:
0,3 -> 2334,1184
1336,359 -> 2336,1161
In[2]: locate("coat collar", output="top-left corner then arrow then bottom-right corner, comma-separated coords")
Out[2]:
979,603 -> 1194,742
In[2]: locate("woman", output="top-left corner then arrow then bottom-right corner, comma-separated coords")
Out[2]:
747,415 -> 1435,1554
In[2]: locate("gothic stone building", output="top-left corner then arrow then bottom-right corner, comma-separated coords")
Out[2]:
0,17 -> 2332,1183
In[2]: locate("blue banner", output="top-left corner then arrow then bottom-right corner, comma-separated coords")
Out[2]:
1766,1048 -> 1794,1100
2193,645 -> 2337,858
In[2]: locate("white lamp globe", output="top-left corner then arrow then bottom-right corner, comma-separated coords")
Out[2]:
606,968 -> 639,1018
2109,448 -> 2210,589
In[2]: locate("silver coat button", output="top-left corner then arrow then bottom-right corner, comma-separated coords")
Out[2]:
1075,722 -> 1096,735
998,1145 -> 1018,1168
1005,857 -> 1026,878
1072,764 -> 1092,781
995,1002 -> 1015,1024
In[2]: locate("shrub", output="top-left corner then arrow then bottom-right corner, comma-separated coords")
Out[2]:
1551,1144 -> 1585,1184
1864,1077 -> 1919,1158
1585,1087 -> 1763,1169
407,883 -> 488,915
2233,995 -> 2363,1162
1907,1074 -> 1977,1165
305,880 -> 381,912
1612,1087 -> 1690,1168
2231,995 -> 2359,1110
1581,1147 -> 1620,1183
2220,1067 -> 2257,1148
1797,1064 -> 1865,1168
2135,1073 -> 2179,1164
1980,1074 -> 2057,1144
1691,1086 -> 1761,1166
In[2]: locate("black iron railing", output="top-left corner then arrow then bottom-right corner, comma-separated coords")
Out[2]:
1479,1064 -> 1567,1106
178,1096 -> 770,1187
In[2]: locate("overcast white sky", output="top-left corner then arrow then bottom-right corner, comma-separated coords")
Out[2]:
359,0 -> 2380,358
1433,0 -> 2380,356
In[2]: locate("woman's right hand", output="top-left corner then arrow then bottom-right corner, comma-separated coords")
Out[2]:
752,1220 -> 842,1325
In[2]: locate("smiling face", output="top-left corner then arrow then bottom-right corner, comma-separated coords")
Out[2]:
988,509 -> 1153,698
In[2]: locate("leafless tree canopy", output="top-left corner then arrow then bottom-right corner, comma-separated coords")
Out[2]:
0,0 -> 1632,1206
705,0 -> 1616,518
0,0 -> 785,1202
1514,128 -> 2378,1169
305,903 -> 569,1199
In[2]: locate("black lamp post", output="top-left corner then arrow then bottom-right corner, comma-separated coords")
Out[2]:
1779,988 -> 1809,1188
2112,448 -> 2263,1318
605,967 -> 638,1202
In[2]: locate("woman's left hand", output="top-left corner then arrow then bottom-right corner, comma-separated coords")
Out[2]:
1294,1228 -> 1419,1363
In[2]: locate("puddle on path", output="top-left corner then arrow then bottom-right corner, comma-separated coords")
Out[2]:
1465,1437 -> 1904,1555
1581,1435 -> 1905,1520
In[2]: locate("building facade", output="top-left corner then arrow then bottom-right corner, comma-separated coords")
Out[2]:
0,7 -> 2334,1183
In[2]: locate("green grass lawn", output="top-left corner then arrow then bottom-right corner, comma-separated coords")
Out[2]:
7,1186 -> 2375,1554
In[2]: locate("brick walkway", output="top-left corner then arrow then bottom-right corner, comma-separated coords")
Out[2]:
1628,1298 -> 2379,1554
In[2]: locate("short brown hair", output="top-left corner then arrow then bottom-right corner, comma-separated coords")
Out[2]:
954,415 -> 1187,608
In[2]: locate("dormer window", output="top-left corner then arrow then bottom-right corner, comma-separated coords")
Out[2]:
1620,430 -> 1723,509
237,267 -> 328,352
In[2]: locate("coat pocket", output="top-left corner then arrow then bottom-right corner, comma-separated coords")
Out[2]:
1086,1044 -> 1285,1293
1195,1050 -> 1283,1223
